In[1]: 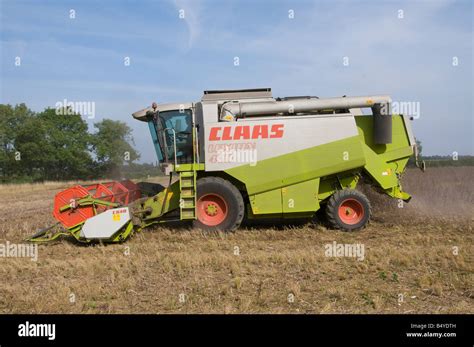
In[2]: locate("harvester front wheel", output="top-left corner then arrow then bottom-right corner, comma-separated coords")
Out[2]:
194,177 -> 244,232
325,189 -> 371,231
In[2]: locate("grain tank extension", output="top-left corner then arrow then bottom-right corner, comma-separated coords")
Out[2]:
28,88 -> 422,243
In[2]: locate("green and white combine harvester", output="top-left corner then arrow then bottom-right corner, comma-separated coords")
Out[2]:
28,88 -> 423,243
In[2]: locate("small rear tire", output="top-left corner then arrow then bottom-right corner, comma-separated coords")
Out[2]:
325,189 -> 371,231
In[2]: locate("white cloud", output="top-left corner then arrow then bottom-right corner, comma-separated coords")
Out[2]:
173,0 -> 202,49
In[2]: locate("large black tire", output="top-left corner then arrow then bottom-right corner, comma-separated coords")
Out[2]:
325,189 -> 371,231
193,177 -> 244,232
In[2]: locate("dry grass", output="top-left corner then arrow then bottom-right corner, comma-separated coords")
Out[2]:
0,167 -> 472,313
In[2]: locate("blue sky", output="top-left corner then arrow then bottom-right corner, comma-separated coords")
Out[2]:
1,0 -> 472,163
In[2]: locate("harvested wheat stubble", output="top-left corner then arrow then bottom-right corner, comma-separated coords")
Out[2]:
0,167 -> 472,313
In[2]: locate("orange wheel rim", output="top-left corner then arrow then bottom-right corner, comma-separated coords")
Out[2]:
338,198 -> 364,225
197,193 -> 228,226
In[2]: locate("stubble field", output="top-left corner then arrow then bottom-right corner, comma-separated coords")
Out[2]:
0,167 -> 472,313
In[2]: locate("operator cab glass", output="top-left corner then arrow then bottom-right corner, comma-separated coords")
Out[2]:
155,109 -> 193,164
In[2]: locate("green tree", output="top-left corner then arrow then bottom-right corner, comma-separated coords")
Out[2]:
0,104 -> 35,180
91,119 -> 139,178
14,107 -> 93,181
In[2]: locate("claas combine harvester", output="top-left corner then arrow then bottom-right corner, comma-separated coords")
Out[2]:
28,88 -> 423,243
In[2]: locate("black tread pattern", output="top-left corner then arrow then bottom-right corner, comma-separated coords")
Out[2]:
325,189 -> 372,231
193,176 -> 245,232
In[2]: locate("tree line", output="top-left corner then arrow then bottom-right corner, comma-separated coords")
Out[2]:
407,140 -> 474,167
0,103 -> 148,183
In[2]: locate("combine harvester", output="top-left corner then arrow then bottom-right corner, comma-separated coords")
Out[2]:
28,88 -> 423,243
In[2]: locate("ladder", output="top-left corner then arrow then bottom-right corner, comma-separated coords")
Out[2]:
179,170 -> 197,220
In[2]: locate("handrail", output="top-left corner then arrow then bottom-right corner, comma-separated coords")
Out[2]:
163,128 -> 178,167
194,125 -> 199,166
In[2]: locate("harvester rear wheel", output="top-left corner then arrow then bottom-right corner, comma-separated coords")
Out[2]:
325,189 -> 371,231
194,177 -> 244,232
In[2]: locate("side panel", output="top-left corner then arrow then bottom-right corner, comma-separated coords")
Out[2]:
249,178 -> 321,215
355,115 -> 411,155
204,114 -> 360,171
249,189 -> 281,214
282,178 -> 320,214
355,115 -> 414,200
226,136 -> 365,196
81,207 -> 131,240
